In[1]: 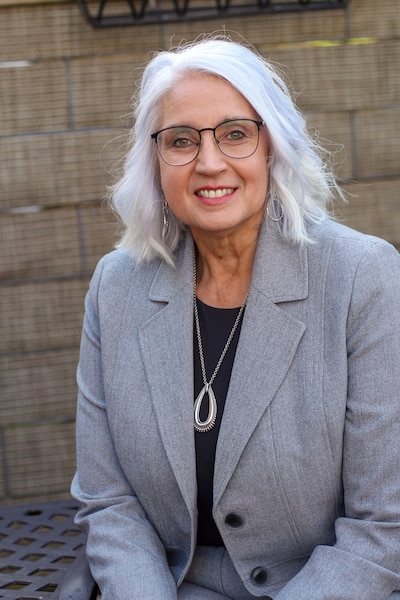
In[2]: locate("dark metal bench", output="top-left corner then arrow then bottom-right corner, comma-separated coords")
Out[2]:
0,499 -> 97,600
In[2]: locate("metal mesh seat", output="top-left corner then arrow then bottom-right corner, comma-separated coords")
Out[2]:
0,499 -> 96,600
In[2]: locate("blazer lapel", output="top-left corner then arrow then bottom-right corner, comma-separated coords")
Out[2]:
139,237 -> 197,517
214,221 -> 308,504
137,221 -> 309,514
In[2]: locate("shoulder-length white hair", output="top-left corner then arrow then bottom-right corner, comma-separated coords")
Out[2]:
111,36 -> 341,264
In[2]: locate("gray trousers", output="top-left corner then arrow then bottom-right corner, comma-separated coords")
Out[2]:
178,546 -> 265,600
178,546 -> 400,600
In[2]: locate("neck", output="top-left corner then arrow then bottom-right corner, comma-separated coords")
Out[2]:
193,229 -> 259,308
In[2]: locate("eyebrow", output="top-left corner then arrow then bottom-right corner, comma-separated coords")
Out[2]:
160,117 -> 259,129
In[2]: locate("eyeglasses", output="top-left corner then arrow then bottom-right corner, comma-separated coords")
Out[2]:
151,118 -> 264,166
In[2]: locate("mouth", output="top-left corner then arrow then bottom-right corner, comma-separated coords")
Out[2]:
196,187 -> 235,199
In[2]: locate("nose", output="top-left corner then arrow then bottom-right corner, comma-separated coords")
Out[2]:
194,130 -> 226,172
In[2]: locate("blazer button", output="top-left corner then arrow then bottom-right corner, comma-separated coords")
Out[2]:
224,512 -> 244,528
250,566 -> 269,585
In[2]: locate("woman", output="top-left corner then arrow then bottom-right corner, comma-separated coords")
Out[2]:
71,37 -> 400,599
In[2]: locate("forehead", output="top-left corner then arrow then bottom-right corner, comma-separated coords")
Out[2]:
158,72 -> 258,128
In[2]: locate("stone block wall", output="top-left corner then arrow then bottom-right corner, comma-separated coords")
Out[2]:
0,0 -> 399,504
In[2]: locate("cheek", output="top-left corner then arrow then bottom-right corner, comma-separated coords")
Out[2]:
159,165 -> 189,203
160,175 -> 175,204
159,163 -> 175,193
159,172 -> 186,223
246,160 -> 268,195
254,156 -> 269,195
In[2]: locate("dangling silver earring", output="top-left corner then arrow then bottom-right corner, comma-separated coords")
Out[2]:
162,199 -> 169,239
266,196 -> 284,222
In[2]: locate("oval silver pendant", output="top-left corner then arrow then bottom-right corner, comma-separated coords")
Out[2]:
194,383 -> 217,432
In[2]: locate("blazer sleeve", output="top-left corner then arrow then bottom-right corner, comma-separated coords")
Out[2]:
274,240 -> 400,600
71,257 -> 178,600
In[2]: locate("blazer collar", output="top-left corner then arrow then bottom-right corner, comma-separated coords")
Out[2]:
148,233 -> 195,303
148,219 -> 309,304
250,218 -> 308,303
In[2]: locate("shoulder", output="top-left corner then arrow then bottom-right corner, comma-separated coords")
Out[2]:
306,219 -> 400,307
91,249 -> 160,291
309,217 -> 389,248
308,217 -> 399,269
85,250 -> 163,318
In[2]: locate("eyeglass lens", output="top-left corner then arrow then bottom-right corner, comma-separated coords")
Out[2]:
155,119 -> 261,165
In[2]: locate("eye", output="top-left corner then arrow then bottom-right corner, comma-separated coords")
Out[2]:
164,128 -> 199,150
226,128 -> 247,141
172,135 -> 196,149
217,121 -> 251,144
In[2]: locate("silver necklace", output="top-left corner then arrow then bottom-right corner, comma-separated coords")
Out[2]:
193,257 -> 248,433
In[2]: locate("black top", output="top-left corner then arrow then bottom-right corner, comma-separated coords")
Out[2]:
194,298 -> 244,546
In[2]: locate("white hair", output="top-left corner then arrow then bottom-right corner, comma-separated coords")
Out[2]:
110,36 -> 342,264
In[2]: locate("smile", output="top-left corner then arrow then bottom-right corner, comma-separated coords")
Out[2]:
196,188 -> 235,199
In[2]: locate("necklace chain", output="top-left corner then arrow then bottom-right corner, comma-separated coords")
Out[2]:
193,256 -> 248,432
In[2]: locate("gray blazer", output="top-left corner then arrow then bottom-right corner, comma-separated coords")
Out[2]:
72,218 -> 400,599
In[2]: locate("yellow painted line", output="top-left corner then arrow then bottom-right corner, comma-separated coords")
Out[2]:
260,37 -> 378,50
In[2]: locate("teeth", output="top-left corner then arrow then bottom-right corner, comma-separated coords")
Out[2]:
197,188 -> 234,198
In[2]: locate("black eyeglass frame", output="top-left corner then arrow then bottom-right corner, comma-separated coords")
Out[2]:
151,118 -> 265,166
